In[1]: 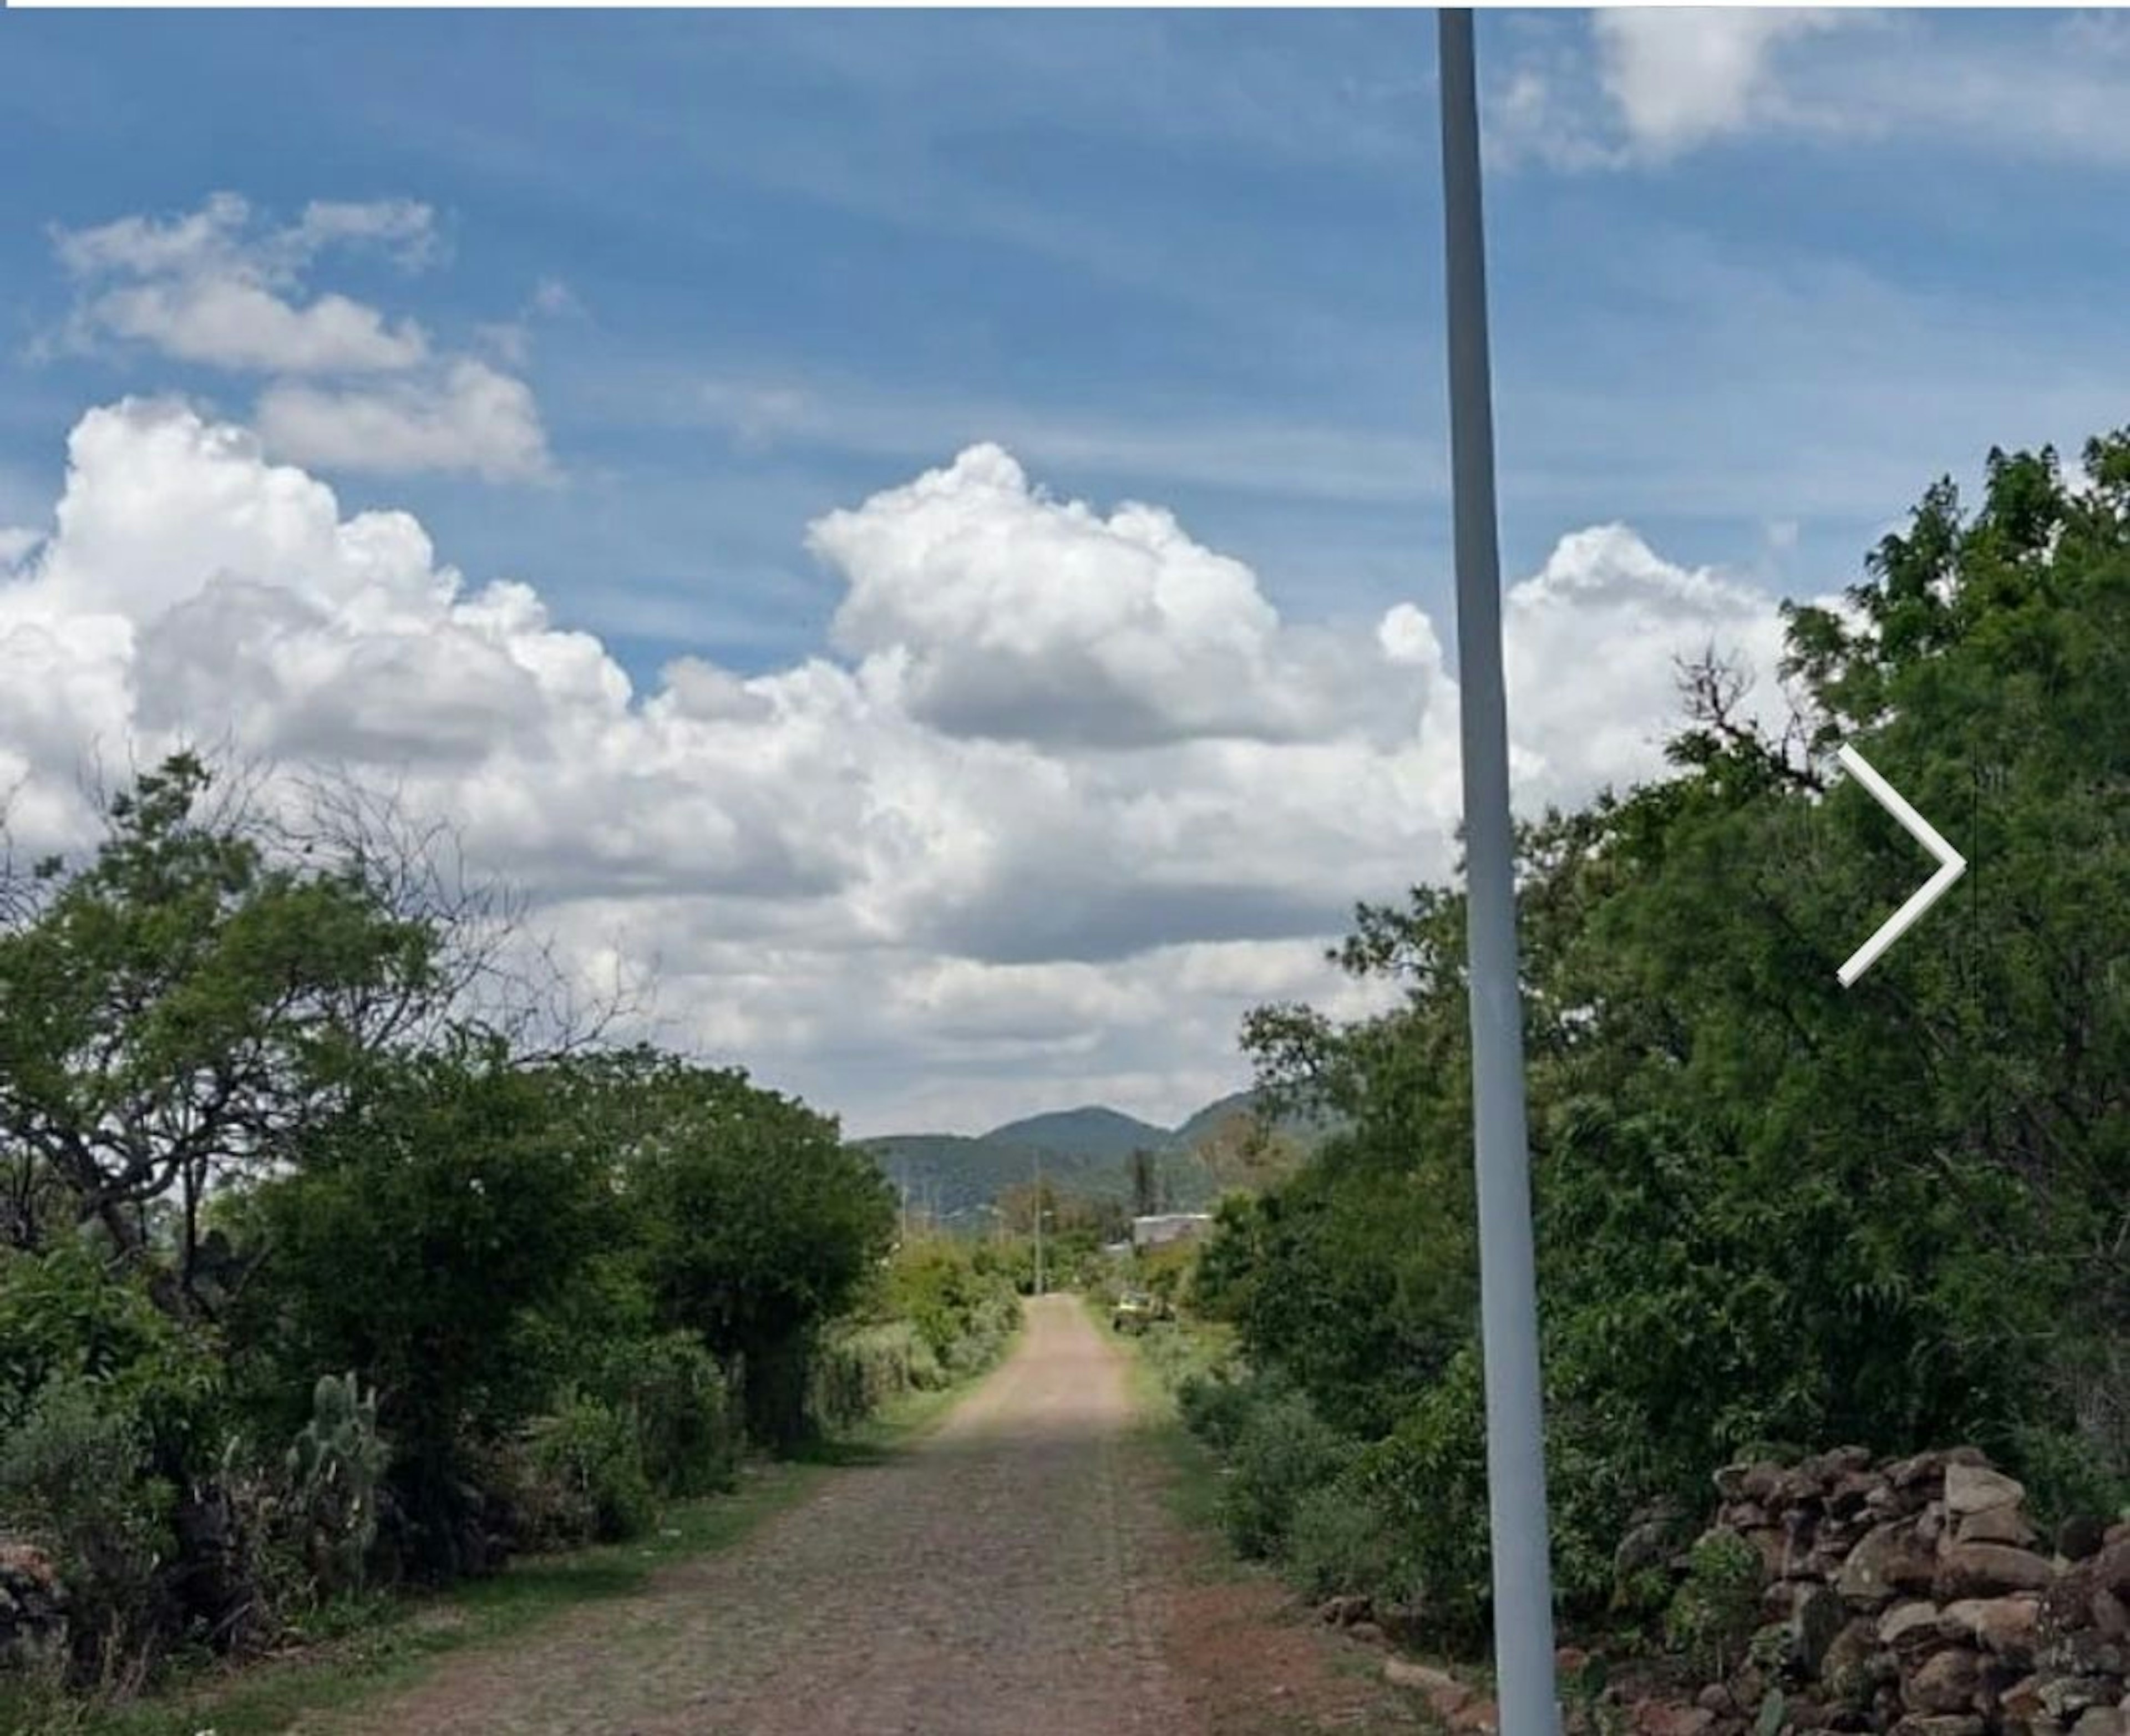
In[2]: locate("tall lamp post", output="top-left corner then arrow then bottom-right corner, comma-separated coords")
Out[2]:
1033,1154 -> 1047,1297
1438,12 -> 1561,1736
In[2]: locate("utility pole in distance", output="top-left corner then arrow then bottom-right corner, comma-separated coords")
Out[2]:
1438,12 -> 1561,1736
1033,1153 -> 1046,1297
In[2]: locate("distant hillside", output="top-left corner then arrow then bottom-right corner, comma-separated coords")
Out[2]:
980,1105 -> 1170,1160
1170,1089 -> 1257,1150
861,1130 -> 1120,1221
853,1087 -> 1338,1225
1175,1087 -> 1346,1151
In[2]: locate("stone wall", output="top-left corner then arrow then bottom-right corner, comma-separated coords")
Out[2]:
1685,1446 -> 2126,1736
1365,1448 -> 2126,1736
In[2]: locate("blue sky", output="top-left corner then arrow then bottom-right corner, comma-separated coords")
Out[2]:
7,8 -> 2127,689
2,9 -> 2128,1132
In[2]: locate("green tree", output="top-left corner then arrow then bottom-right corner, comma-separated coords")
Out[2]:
1206,428 -> 2130,1631
233,1034 -> 620,1578
0,753 -> 439,1307
1129,1146 -> 1160,1219
591,1048 -> 896,1449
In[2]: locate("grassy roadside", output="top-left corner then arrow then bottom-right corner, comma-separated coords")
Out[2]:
75,1344 -> 1011,1736
1087,1295 -> 1241,1574
1089,1298 -> 1443,1734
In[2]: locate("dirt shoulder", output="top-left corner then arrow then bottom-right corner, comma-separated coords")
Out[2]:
286,1296 -> 1421,1736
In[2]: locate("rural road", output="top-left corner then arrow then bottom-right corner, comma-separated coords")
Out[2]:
311,1295 -> 1422,1736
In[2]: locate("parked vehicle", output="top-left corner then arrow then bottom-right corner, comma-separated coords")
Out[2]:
1110,1288 -> 1167,1333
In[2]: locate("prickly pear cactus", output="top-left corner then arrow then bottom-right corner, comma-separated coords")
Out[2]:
287,1370 -> 387,1595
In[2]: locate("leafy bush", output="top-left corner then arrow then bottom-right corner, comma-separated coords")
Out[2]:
612,1049 -> 899,1451
949,1286 -> 1022,1377
1218,1382 -> 1357,1561
802,1239 -> 1021,1437
0,1242 -> 223,1451
1285,1472 -> 1425,1607
887,1242 -> 978,1365
884,1238 -> 1021,1378
517,1393 -> 655,1545
1176,1370 -> 1256,1456
1664,1529 -> 1763,1679
1137,1316 -> 1237,1395
235,1040 -> 621,1578
1137,1241 -> 1197,1311
1343,1351 -> 1494,1643
591,1332 -> 739,1499
807,1322 -> 941,1434
0,1378 -> 176,1689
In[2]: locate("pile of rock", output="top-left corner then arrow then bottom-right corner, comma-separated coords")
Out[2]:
1693,1446 -> 2125,1736
0,1541 -> 68,1675
1338,1446 -> 2125,1736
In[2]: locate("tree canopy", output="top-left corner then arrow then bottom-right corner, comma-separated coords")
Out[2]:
1200,429 -> 2130,1633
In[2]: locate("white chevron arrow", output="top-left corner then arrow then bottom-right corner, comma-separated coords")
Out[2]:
1835,743 -> 1967,987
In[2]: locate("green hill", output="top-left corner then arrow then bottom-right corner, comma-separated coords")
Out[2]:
860,1130 -> 1116,1221
1170,1089 -> 1257,1150
851,1087 -> 1338,1226
980,1105 -> 1171,1160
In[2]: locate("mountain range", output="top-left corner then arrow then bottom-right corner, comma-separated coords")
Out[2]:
853,1089 -> 1324,1222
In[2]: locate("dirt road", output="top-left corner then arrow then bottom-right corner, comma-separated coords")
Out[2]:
311,1296 -> 1421,1736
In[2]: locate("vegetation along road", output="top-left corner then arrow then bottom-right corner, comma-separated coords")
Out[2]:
297,1295 -> 1418,1736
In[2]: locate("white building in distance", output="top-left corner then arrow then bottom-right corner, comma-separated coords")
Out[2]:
1130,1213 -> 1213,1251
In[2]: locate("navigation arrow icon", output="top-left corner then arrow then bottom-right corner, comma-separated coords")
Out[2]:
1835,743 -> 1967,988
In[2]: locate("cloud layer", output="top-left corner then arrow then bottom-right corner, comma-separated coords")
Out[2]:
1492,9 -> 2130,174
0,402 -> 1788,1133
49,195 -> 553,482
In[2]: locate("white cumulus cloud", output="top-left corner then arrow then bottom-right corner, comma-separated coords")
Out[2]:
0,404 -> 1791,1133
810,444 -> 1413,750
49,195 -> 552,484
54,192 -> 437,373
257,361 -> 555,483
1593,9 -> 1844,156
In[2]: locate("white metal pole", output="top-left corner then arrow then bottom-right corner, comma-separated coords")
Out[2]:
1438,13 -> 1561,1736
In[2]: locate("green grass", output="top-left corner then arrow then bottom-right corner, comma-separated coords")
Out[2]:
1091,1298 -> 1244,1579
70,1351 -> 1009,1736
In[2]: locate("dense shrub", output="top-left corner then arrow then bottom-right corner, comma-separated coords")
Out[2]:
515,1393 -> 656,1546
233,1042 -> 621,1580
1135,1241 -> 1196,1312
1285,1474 -> 1425,1607
807,1321 -> 941,1434
1137,1314 -> 1237,1394
591,1331 -> 739,1499
0,1241 -> 223,1453
883,1237 -> 1021,1377
613,1050 -> 899,1451
1201,435 -> 2130,1644
1175,1369 -> 1255,1457
0,1246 -> 237,1684
1341,1351 -> 1493,1640
1662,1529 -> 1763,1680
799,1238 -> 1022,1436
1217,1382 -> 1357,1561
0,1378 -> 176,1689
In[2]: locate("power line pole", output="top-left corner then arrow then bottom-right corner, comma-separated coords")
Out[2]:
1033,1153 -> 1046,1297
1438,13 -> 1560,1736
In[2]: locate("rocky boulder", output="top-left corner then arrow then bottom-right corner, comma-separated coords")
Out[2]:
0,1542 -> 68,1674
